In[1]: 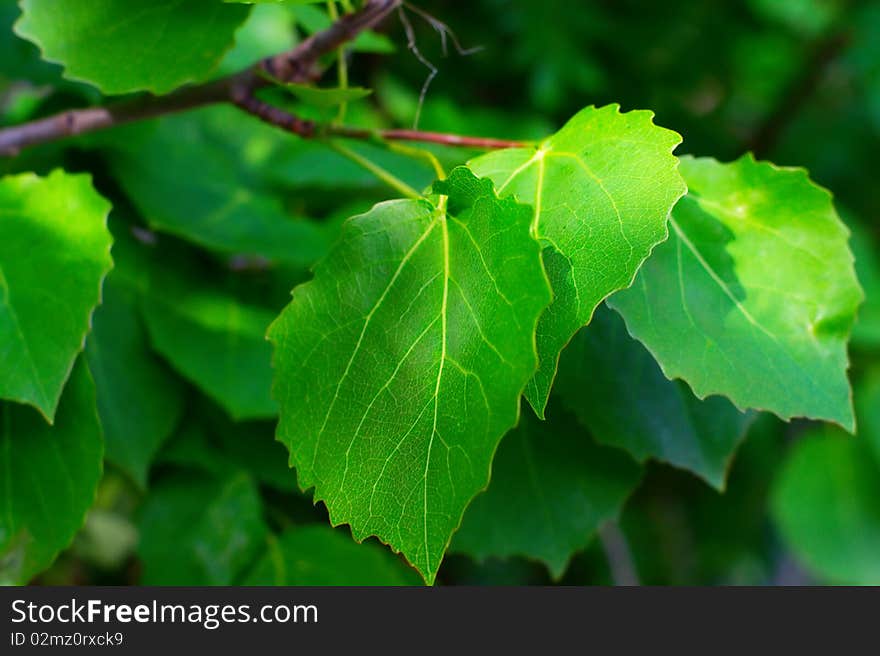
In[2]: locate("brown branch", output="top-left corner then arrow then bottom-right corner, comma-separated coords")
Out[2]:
232,94 -> 528,149
0,0 -> 401,157
332,125 -> 528,149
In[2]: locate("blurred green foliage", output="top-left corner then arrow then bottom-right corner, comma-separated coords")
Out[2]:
1,0 -> 878,585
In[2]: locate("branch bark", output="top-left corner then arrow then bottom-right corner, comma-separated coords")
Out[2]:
0,0 -> 401,157
0,0 -> 523,158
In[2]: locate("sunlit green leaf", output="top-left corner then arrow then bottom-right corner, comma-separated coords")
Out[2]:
15,0 -> 250,94
269,167 -> 552,583
469,105 -> 686,415
610,155 -> 862,430
0,170 -> 112,421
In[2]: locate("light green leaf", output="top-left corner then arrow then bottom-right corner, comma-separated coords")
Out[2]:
217,3 -> 298,74
15,0 -> 250,94
102,106 -> 330,268
557,305 -> 754,489
269,167 -> 552,584
609,155 -> 863,430
280,82 -> 372,108
772,427 -> 880,584
245,526 -> 420,585
0,360 -> 103,584
141,271 -> 277,421
452,408 -> 641,579
85,280 -> 185,488
0,170 -> 112,421
469,104 -> 686,416
138,472 -> 267,585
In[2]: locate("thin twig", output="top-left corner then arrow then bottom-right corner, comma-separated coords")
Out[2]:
0,0 -> 401,156
598,521 -> 640,586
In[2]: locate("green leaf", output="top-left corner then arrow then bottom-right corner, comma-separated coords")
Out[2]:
0,359 -> 103,584
609,155 -> 863,430
217,3 -> 298,74
850,223 -> 880,349
469,104 -> 686,416
140,270 -> 277,421
102,106 -> 330,268
452,408 -> 641,579
15,0 -> 250,95
138,472 -> 267,585
269,167 -> 552,583
856,369 -> 880,462
85,280 -> 185,488
557,305 -> 754,489
159,408 -> 297,492
245,526 -> 420,585
279,82 -> 373,108
0,170 -> 113,421
772,427 -> 880,584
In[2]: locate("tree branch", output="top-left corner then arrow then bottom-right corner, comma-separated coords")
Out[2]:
0,0 -> 401,157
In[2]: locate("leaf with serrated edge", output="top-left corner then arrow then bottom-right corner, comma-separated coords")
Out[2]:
269,167 -> 552,583
0,170 -> 113,421
452,407 -> 641,579
15,0 -> 250,95
0,359 -> 103,584
609,155 -> 863,430
469,104 -> 686,416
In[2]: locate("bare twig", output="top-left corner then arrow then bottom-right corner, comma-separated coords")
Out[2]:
0,0 -> 401,156
598,522 -> 640,586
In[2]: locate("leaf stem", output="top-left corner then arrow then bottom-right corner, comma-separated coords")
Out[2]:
329,141 -> 422,199
387,141 -> 446,180
327,0 -> 350,125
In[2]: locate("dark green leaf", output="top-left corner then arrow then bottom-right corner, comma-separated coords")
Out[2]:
453,408 -> 641,579
0,360 -> 103,584
557,305 -> 753,488
85,281 -> 185,487
138,472 -> 267,585
245,525 -> 420,585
